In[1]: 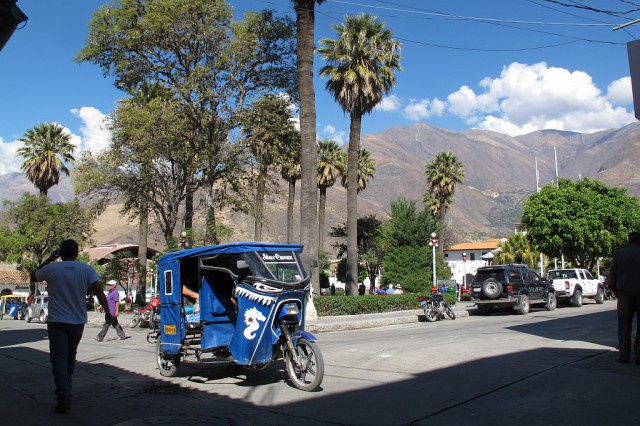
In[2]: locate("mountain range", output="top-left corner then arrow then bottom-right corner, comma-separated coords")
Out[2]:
2,121 -> 639,250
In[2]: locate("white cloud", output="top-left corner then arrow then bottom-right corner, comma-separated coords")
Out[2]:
322,124 -> 347,145
443,62 -> 635,136
0,137 -> 23,175
70,107 -> 111,154
377,95 -> 401,112
607,77 -> 632,105
403,97 -> 445,121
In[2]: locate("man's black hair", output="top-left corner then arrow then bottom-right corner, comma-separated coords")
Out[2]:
59,239 -> 79,258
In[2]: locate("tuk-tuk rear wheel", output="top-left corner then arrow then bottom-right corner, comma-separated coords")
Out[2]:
156,337 -> 180,377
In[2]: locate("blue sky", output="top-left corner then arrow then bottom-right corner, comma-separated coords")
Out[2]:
1,0 -> 639,175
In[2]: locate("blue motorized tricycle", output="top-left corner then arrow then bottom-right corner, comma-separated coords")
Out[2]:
155,242 -> 324,391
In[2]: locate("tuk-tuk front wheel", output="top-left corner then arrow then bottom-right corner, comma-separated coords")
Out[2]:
285,337 -> 324,392
156,337 -> 180,377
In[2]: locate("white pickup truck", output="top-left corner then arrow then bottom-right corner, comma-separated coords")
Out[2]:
546,268 -> 605,306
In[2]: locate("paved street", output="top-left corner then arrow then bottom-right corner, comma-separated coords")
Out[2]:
1,300 -> 638,425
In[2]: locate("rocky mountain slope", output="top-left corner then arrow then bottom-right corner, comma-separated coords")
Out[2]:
2,121 -> 639,249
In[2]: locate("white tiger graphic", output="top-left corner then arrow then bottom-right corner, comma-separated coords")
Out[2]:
243,307 -> 266,340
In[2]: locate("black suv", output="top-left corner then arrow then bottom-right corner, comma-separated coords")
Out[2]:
470,264 -> 556,315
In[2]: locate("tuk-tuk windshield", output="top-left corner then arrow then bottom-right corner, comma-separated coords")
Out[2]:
247,250 -> 307,284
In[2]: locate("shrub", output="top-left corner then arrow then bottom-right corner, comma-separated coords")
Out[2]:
313,292 -> 456,316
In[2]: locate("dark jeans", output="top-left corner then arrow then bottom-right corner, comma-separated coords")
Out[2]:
47,322 -> 85,405
617,294 -> 640,361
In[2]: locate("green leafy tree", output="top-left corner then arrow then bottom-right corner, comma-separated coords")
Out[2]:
76,1 -> 297,244
17,122 -> 76,198
381,198 -> 449,293
293,0 -> 326,296
318,13 -> 401,295
330,215 -> 384,293
317,139 -> 347,250
424,151 -> 465,222
493,234 -> 540,269
0,194 -> 96,271
521,178 -> 640,271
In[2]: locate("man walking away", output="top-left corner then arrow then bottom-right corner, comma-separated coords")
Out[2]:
96,280 -> 127,341
607,231 -> 640,364
31,239 -> 112,414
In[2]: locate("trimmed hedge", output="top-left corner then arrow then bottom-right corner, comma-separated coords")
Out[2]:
313,292 -> 456,317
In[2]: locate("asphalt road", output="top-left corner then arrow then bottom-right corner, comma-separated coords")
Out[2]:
1,300 -> 638,426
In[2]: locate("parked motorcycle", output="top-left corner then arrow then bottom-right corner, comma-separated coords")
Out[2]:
419,292 -> 456,322
129,296 -> 160,328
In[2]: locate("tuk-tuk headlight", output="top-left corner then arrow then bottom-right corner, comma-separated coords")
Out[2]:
283,303 -> 299,316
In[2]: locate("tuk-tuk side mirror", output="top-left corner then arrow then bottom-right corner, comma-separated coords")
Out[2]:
310,260 -> 318,268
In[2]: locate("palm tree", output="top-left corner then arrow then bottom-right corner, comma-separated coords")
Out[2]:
424,151 -> 465,222
280,132 -> 302,244
318,14 -> 401,295
293,0 -> 326,296
317,139 -> 347,250
18,123 -> 76,198
340,146 -> 376,193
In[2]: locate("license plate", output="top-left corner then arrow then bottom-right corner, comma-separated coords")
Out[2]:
164,325 -> 177,334
473,288 -> 480,292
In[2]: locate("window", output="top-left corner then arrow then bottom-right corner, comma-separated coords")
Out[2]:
164,270 -> 173,295
508,268 -> 522,282
584,270 -> 594,280
470,253 -> 476,261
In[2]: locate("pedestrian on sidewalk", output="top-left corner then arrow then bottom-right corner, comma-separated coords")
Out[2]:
30,239 -> 112,414
607,231 -> 640,364
96,280 -> 127,342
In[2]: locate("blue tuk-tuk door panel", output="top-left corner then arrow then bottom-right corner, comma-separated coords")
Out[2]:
230,284 -> 279,365
159,260 -> 185,355
200,274 -> 235,349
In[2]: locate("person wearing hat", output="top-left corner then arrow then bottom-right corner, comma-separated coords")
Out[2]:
30,239 -> 112,414
95,279 -> 127,342
607,231 -> 640,364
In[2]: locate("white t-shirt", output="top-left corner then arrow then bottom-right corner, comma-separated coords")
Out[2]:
35,261 -> 101,324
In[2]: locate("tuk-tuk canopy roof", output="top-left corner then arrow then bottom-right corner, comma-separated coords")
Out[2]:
158,242 -> 304,266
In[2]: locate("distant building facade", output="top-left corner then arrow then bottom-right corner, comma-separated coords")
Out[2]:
445,238 -> 505,287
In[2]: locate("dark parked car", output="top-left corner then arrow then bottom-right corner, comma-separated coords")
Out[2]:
470,264 -> 556,315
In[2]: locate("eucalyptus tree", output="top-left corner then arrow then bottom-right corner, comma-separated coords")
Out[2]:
76,0 -> 297,243
317,139 -> 346,250
424,151 -> 465,223
74,83 -> 192,247
318,13 -> 401,295
17,122 -> 75,198
240,95 -> 299,241
293,0 -> 326,296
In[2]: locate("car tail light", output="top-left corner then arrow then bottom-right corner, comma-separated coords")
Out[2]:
506,285 -> 513,294
564,281 -> 570,290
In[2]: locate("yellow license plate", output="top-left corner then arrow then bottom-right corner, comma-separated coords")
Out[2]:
164,325 -> 177,334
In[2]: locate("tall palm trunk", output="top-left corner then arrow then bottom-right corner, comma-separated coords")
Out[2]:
318,187 -> 327,251
295,0 -> 319,295
137,202 -> 148,300
287,179 -> 296,243
346,115 -> 361,296
254,170 -> 266,241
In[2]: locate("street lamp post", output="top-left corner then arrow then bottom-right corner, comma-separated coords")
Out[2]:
429,232 -> 438,289
461,252 -> 467,302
